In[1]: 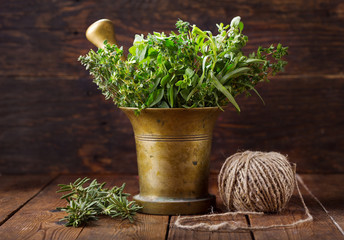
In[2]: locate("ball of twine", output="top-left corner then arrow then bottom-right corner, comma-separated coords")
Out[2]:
218,151 -> 295,213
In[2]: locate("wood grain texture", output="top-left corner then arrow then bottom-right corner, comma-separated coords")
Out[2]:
0,175 -> 54,225
0,77 -> 137,174
211,76 -> 344,174
0,0 -> 343,77
0,0 -> 343,174
300,174 -> 344,231
0,174 -> 343,239
249,175 -> 344,240
0,175 -> 83,240
167,174 -> 344,240
74,174 -> 169,240
77,214 -> 169,240
168,215 -> 252,240
168,173 -> 252,240
0,174 -> 167,240
0,76 -> 342,174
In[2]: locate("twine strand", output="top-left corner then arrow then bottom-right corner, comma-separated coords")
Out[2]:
174,151 -> 313,232
174,174 -> 313,232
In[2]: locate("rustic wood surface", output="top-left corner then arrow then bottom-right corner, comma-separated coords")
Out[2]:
0,175 -> 83,240
249,174 -> 344,240
300,174 -> 344,231
0,175 -> 55,225
0,173 -> 343,240
0,0 -> 343,174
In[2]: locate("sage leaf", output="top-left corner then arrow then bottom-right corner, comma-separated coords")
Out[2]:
79,17 -> 288,112
220,67 -> 251,84
211,72 -> 240,112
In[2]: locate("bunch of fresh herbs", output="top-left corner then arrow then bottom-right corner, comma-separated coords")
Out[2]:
79,16 -> 288,112
56,177 -> 142,227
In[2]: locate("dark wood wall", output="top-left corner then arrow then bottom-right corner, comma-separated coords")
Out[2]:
1,0 -> 343,174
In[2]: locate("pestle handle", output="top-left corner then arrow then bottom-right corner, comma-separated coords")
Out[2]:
86,19 -> 118,48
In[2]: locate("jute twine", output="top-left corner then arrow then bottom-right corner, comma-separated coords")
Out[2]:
218,151 -> 295,212
174,151 -> 313,232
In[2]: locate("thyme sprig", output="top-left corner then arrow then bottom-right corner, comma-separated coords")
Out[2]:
57,177 -> 142,227
79,16 -> 288,112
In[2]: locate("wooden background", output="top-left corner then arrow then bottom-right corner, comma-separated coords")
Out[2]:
0,0 -> 343,175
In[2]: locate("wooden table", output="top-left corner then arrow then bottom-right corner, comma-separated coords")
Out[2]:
0,173 -> 343,240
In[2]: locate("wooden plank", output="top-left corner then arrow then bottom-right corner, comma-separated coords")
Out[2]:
211,75 -> 344,174
0,0 -> 343,77
0,175 -> 84,240
76,174 -> 169,240
249,174 -> 344,240
0,77 -> 137,175
0,173 -> 343,239
0,174 -> 168,240
0,175 -> 55,225
1,76 -> 343,175
300,174 -> 344,231
76,214 -> 169,240
168,174 -> 252,240
1,0 -> 344,176
169,173 -> 344,239
169,215 -> 252,240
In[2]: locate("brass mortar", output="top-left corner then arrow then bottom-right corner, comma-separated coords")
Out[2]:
121,107 -> 221,215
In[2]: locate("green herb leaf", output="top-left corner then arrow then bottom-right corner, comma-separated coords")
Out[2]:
147,88 -> 165,107
79,17 -> 288,112
211,72 -> 240,112
220,67 -> 251,84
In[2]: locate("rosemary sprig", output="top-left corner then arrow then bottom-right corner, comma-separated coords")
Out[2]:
56,177 -> 142,227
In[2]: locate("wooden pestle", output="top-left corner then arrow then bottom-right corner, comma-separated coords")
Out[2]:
86,19 -> 117,48
85,19 -> 126,60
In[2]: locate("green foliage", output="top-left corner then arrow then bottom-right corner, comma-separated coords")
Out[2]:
57,177 -> 142,227
79,16 -> 288,112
